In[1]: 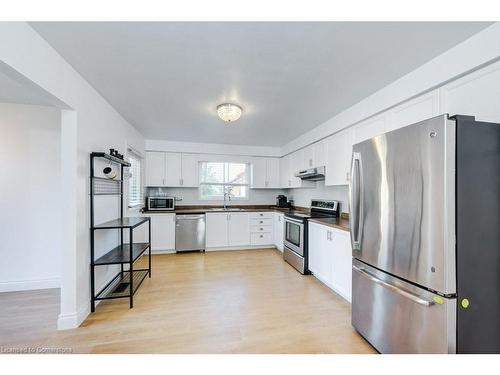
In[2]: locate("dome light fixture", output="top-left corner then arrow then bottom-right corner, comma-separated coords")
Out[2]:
216,103 -> 242,123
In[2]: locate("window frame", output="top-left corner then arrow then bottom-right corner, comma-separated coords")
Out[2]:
127,147 -> 143,208
198,161 -> 250,201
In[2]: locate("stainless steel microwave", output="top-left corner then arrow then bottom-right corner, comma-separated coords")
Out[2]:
147,196 -> 175,211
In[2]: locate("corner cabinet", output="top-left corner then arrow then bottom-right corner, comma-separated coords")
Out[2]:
145,151 -> 199,187
251,157 -> 280,189
279,151 -> 315,189
308,222 -> 352,302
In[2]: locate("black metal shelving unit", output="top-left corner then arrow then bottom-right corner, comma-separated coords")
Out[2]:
90,152 -> 151,312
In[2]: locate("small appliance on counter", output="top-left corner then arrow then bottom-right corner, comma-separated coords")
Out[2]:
276,195 -> 290,208
283,199 -> 340,274
146,196 -> 175,211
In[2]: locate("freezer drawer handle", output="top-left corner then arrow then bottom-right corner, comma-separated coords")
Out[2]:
353,265 -> 435,307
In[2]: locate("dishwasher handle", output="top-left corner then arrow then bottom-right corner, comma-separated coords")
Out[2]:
176,214 -> 205,220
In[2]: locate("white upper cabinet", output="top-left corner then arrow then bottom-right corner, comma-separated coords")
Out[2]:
146,151 -> 166,186
325,127 -> 354,186
439,61 -> 500,123
165,152 -> 182,187
279,151 -> 315,189
181,153 -> 199,187
251,157 -> 281,189
387,91 -> 439,133
145,151 -> 199,187
266,158 -> 281,188
313,140 -> 326,167
303,145 -> 314,168
290,150 -> 305,188
251,157 -> 268,188
353,114 -> 387,144
280,154 -> 291,188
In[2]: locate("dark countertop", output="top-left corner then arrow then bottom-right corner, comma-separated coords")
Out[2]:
141,205 -> 298,214
308,217 -> 351,233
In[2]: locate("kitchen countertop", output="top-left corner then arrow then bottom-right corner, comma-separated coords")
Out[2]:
141,205 -> 298,214
141,204 -> 350,232
308,216 -> 351,233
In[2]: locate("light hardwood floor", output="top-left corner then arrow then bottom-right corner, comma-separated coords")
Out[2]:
0,249 -> 375,354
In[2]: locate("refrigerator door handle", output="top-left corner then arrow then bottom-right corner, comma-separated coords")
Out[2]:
349,152 -> 363,250
353,265 -> 435,307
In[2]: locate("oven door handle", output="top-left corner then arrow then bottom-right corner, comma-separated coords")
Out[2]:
284,217 -> 304,225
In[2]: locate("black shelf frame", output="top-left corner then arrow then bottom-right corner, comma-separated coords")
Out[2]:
90,152 -> 151,312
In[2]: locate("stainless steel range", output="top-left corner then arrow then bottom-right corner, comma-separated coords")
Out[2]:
283,199 -> 340,274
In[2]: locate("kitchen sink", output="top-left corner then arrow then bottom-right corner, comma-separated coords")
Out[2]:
207,207 -> 246,211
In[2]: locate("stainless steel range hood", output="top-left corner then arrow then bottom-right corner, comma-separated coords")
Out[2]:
295,166 -> 325,181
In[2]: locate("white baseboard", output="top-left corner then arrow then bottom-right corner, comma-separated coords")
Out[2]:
0,277 -> 60,292
206,245 -> 276,252
150,249 -> 176,255
57,302 -> 90,330
151,247 -> 277,253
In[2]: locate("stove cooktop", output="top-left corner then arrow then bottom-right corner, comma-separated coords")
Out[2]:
284,199 -> 340,221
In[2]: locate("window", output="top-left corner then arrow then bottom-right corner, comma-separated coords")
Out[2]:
127,148 -> 143,208
199,162 -> 249,200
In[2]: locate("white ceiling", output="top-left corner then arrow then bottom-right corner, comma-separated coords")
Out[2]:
30,22 -> 491,146
0,62 -> 67,107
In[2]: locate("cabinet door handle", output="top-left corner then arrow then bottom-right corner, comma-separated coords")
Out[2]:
180,178 -> 183,185
260,235 -> 263,238
346,172 -> 350,182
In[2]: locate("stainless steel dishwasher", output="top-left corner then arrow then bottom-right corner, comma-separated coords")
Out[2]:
175,214 -> 206,252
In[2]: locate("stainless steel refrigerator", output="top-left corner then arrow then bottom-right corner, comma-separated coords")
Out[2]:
349,114 -> 500,354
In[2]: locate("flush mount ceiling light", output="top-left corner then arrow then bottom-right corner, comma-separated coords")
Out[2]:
216,103 -> 243,123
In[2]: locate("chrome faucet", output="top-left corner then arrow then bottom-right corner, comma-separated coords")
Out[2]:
223,187 -> 233,210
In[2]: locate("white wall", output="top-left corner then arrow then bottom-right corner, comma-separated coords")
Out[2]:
149,187 -> 283,206
0,103 -> 61,291
0,23 -> 145,329
286,183 -> 349,212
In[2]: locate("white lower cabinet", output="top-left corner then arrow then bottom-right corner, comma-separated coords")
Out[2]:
273,213 -> 284,251
206,211 -> 277,249
228,213 -> 250,246
206,212 -> 250,248
149,214 -> 176,251
206,213 -> 230,248
250,212 -> 274,246
308,222 -> 352,302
